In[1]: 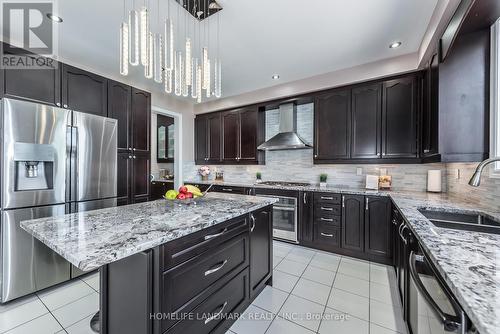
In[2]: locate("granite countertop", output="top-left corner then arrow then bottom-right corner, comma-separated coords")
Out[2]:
187,180 -> 500,334
20,192 -> 277,272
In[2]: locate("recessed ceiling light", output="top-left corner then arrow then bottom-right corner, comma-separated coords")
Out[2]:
272,74 -> 280,80
46,13 -> 63,23
389,41 -> 402,49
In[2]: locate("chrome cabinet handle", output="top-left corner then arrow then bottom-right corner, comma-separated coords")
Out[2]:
250,214 -> 256,232
314,154 -> 318,158
204,259 -> 228,276
128,155 -> 132,159
320,196 -> 333,200
204,301 -> 228,325
342,196 -> 345,208
303,193 -> 307,204
321,232 -> 334,237
222,188 -> 233,192
204,228 -> 228,240
63,104 -> 68,108
320,217 -> 333,222
321,207 -> 333,211
133,155 -> 136,159
56,102 -> 61,106
365,198 -> 369,211
399,225 -> 408,244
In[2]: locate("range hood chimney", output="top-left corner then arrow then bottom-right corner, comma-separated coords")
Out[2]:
257,103 -> 313,151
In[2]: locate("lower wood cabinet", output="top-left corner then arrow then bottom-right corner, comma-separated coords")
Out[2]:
299,192 -> 314,243
116,152 -> 150,205
249,207 -> 272,298
150,181 -> 174,200
365,196 -> 392,258
341,195 -> 365,252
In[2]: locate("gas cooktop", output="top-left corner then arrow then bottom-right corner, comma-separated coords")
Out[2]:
259,181 -> 310,187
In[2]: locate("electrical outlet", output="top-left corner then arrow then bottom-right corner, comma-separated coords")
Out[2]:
356,167 -> 363,176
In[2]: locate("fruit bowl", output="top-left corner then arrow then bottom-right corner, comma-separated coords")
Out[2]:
163,184 -> 205,205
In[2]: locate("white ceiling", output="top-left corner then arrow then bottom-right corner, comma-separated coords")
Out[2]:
46,0 -> 437,102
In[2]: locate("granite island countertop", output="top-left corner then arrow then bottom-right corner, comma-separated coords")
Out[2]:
20,192 -> 277,272
188,180 -> 500,334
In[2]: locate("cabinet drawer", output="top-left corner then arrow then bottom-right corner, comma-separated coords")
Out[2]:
314,215 -> 341,227
313,193 -> 341,204
166,268 -> 249,334
162,233 -> 249,328
162,216 -> 248,270
314,204 -> 341,216
211,185 -> 246,195
314,223 -> 341,247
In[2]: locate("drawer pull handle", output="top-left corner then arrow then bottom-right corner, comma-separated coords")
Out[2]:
205,260 -> 228,276
204,228 -> 228,241
320,207 -> 333,211
321,233 -> 334,238
222,188 -> 233,192
204,301 -> 228,325
250,214 -> 256,232
320,218 -> 334,222
320,196 -> 333,200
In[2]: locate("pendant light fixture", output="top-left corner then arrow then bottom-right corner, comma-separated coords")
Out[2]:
145,31 -> 154,78
139,0 -> 150,66
128,0 -> 139,66
120,0 -> 129,75
153,0 -> 163,83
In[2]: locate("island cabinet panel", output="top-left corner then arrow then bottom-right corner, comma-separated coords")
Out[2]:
341,195 -> 365,252
61,64 -> 108,116
351,84 -> 382,159
364,196 -> 392,259
381,77 -> 418,159
314,89 -> 351,161
249,207 -> 272,298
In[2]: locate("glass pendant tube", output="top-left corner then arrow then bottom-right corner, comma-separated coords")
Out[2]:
153,33 -> 163,83
181,56 -> 188,97
145,31 -> 153,78
205,59 -> 211,98
164,18 -> 174,71
164,69 -> 173,93
185,38 -> 192,86
120,22 -> 129,75
196,64 -> 202,103
191,58 -> 198,99
214,59 -> 222,98
140,6 -> 150,66
174,51 -> 182,96
202,47 -> 209,89
128,10 -> 139,66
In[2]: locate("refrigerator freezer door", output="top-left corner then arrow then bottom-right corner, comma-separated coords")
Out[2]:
1,205 -> 71,302
1,99 -> 70,209
71,112 -> 117,202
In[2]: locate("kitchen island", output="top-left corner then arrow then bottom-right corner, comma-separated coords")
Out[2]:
21,192 -> 277,334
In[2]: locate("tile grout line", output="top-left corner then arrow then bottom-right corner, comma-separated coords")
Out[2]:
316,256 -> 341,334
35,295 -> 68,334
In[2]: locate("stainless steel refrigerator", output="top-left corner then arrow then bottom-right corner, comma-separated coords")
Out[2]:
0,98 -> 117,302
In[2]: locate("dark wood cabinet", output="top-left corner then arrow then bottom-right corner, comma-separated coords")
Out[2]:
221,108 -> 259,164
150,181 -> 174,200
131,88 -> 151,154
249,207 -> 272,298
351,84 -> 382,159
364,196 -> 392,259
195,116 -> 209,163
299,192 -> 314,243
2,58 -> 61,106
195,113 -> 222,164
108,81 -> 131,152
132,154 -> 150,203
382,77 -> 418,159
239,109 -> 258,161
222,111 -> 240,162
314,90 -> 351,161
341,195 -> 365,252
61,64 -> 108,116
117,152 -> 132,205
422,53 -> 440,160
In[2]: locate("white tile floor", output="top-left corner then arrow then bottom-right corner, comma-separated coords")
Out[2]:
0,241 -> 406,334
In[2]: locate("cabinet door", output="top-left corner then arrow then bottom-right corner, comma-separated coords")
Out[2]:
364,196 -> 392,258
239,108 -> 258,162
61,64 -> 107,116
3,58 -> 61,106
131,88 -> 151,153
314,90 -> 351,161
132,154 -> 150,201
341,195 -> 364,252
299,192 -> 314,243
422,53 -> 439,158
382,77 -> 418,158
207,113 -> 222,162
222,111 -> 239,162
108,81 -> 131,152
351,84 -> 381,159
195,116 -> 208,163
117,153 -> 131,204
249,207 -> 272,297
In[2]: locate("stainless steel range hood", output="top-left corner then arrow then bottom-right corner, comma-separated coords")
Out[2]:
257,103 -> 313,151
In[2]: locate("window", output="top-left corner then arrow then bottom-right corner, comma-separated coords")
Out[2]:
491,19 -> 500,173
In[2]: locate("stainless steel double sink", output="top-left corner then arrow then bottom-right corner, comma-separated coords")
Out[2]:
418,209 -> 500,235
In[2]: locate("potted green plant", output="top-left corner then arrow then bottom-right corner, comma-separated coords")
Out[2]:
319,174 -> 328,188
256,172 -> 262,183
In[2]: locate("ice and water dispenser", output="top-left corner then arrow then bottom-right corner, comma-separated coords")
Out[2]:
13,142 -> 55,191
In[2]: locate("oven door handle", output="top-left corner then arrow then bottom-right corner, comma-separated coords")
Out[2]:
408,251 -> 462,331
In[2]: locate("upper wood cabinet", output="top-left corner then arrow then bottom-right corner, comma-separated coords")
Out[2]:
61,64 -> 108,116
239,109 -> 258,161
422,53 -> 440,160
195,113 -> 223,164
2,57 -> 61,106
108,80 -> 131,152
351,84 -> 382,159
222,107 -> 259,164
314,89 -> 351,161
195,116 -> 209,163
381,76 -> 418,159
222,111 -> 240,162
131,88 -> 151,153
